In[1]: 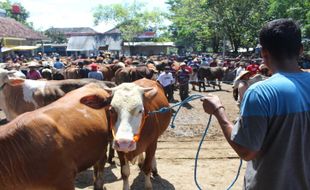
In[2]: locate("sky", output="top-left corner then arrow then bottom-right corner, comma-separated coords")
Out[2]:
8,0 -> 168,32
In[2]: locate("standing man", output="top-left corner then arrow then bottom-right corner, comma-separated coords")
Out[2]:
201,19 -> 310,189
177,62 -> 190,101
53,58 -> 65,69
157,66 -> 174,102
88,63 -> 104,81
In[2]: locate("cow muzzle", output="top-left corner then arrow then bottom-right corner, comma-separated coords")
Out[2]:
113,139 -> 137,152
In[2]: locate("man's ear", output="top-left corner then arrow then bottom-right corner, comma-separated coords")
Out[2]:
80,94 -> 112,109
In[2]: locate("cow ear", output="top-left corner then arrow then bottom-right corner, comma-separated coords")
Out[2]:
80,94 -> 112,109
143,87 -> 158,100
8,78 -> 25,86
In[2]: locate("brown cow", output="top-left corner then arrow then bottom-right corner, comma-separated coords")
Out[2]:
64,66 -> 80,79
0,68 -> 116,121
99,64 -> 124,81
0,83 -> 111,190
114,66 -> 155,85
105,78 -> 172,189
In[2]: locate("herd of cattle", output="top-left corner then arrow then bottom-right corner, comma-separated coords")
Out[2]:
0,65 -> 173,190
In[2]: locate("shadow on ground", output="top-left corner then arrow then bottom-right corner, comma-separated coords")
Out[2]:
131,171 -> 175,190
75,165 -> 118,188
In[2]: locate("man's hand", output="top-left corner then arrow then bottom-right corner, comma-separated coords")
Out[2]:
201,94 -> 224,115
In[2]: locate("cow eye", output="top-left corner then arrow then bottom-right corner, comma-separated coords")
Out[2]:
139,110 -> 143,114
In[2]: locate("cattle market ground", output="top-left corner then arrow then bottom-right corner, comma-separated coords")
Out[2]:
0,83 -> 246,190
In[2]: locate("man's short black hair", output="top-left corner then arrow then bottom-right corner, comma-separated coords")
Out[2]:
259,18 -> 302,61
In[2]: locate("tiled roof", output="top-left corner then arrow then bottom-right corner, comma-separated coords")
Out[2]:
0,17 -> 47,40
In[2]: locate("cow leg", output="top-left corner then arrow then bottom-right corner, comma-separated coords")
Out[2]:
138,153 -> 145,170
143,141 -> 157,190
151,156 -> 159,177
107,140 -> 115,165
118,151 -> 130,190
93,148 -> 108,190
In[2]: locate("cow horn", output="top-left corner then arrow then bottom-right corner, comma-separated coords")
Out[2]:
103,86 -> 121,94
138,87 -> 154,92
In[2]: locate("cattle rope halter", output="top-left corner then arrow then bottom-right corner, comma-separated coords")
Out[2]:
148,94 -> 243,190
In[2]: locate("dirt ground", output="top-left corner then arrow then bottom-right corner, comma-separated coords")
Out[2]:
0,83 -> 246,190
74,83 -> 246,190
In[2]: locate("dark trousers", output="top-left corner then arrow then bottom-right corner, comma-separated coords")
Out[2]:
163,85 -> 173,101
179,83 -> 189,101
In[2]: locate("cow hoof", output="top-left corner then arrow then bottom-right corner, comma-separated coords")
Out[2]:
152,170 -> 159,177
108,160 -> 116,165
138,163 -> 143,170
94,185 -> 106,190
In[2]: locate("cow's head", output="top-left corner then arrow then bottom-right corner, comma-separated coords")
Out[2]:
0,68 -> 24,90
105,83 -> 157,153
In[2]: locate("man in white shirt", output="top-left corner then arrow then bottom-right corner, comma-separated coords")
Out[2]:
235,62 -> 246,78
157,66 -> 174,102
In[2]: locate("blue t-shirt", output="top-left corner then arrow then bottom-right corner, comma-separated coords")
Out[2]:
232,71 -> 310,190
54,61 -> 64,69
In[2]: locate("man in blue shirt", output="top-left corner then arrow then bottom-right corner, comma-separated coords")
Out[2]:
201,19 -> 310,190
88,63 -> 104,81
53,58 -> 65,69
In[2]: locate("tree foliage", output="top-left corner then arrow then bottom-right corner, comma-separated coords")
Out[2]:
0,0 -> 32,28
44,29 -> 68,44
93,2 -> 168,42
167,0 -> 310,53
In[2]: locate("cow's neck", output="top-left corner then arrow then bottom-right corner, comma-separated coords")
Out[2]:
0,83 -> 36,121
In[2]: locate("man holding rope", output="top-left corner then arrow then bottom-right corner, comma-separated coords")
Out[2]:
201,19 -> 310,189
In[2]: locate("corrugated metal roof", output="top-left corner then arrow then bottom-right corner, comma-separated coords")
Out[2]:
123,42 -> 175,47
66,36 -> 97,51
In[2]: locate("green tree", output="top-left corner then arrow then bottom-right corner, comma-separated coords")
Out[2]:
0,0 -> 33,28
268,0 -> 310,38
44,28 -> 68,44
167,0 -> 211,52
93,2 -> 167,43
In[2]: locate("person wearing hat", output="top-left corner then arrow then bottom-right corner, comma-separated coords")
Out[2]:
88,63 -> 103,81
27,62 -> 42,80
157,66 -> 175,102
232,70 -> 252,106
177,62 -> 190,101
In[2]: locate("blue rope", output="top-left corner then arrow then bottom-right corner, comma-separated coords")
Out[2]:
148,94 -> 243,190
194,115 -> 213,190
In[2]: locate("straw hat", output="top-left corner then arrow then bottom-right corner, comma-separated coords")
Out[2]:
180,62 -> 186,67
235,70 -> 251,81
259,64 -> 268,70
28,62 -> 40,68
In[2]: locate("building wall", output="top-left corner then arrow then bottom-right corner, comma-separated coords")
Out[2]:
125,46 -> 168,56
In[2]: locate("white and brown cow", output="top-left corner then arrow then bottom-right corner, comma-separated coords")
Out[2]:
0,83 -> 112,190
0,68 -> 116,121
106,78 -> 172,190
